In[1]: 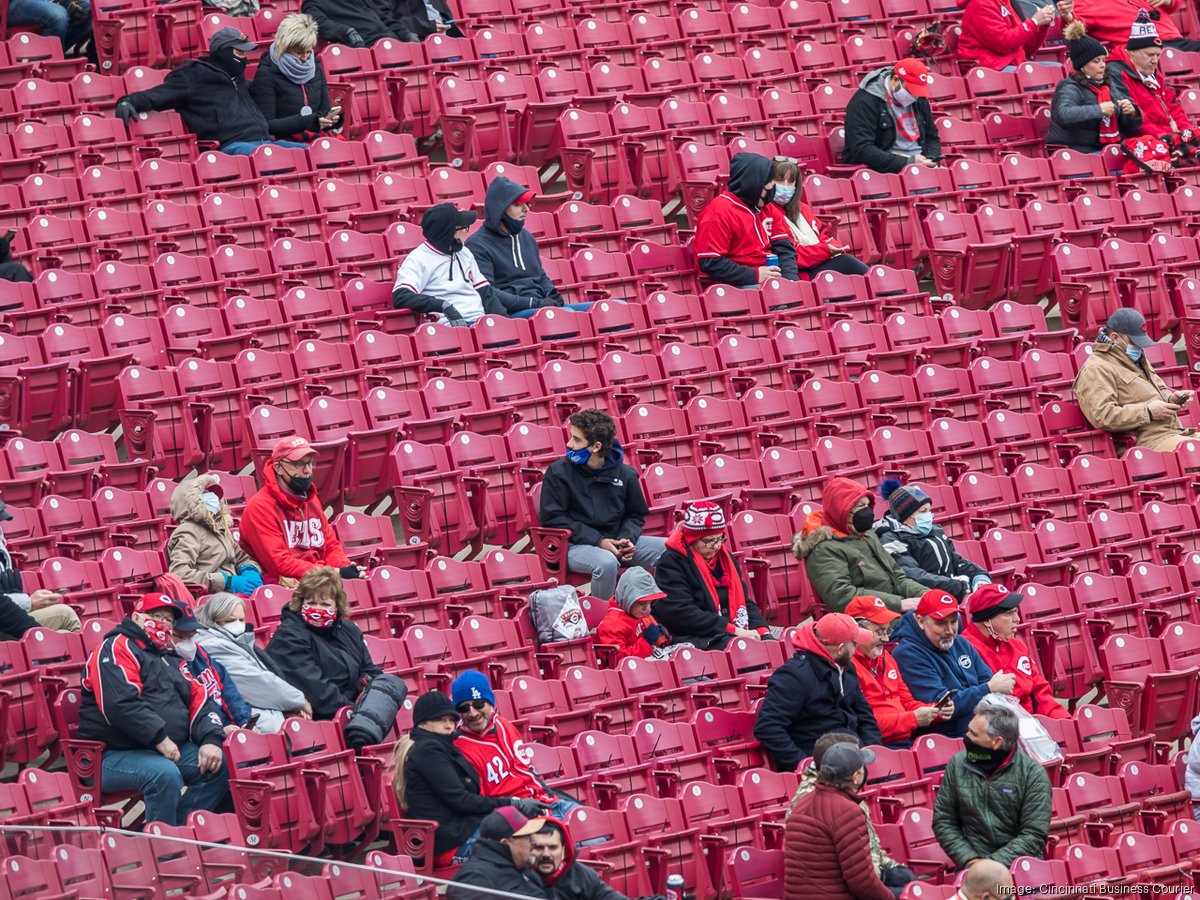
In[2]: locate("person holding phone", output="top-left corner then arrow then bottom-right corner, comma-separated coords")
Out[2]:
250,14 -> 339,143
1074,308 -> 1197,451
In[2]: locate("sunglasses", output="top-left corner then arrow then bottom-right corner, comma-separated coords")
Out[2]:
456,700 -> 489,714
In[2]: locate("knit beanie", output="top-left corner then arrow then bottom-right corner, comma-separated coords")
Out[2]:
450,670 -> 495,707
412,690 -> 458,725
1127,9 -> 1163,51
680,500 -> 727,540
1066,20 -> 1108,71
880,478 -> 931,523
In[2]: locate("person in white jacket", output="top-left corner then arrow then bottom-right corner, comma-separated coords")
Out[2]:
193,592 -> 311,733
1187,713 -> 1200,818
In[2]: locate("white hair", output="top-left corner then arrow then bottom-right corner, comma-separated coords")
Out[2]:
273,13 -> 318,56
196,592 -> 245,628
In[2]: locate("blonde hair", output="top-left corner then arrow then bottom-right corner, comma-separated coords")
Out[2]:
289,566 -> 351,618
273,13 -> 319,56
391,734 -> 415,808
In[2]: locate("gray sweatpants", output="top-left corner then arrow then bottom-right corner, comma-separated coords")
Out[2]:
566,536 -> 667,600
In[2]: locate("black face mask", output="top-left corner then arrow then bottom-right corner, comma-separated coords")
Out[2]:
760,185 -> 777,207
963,736 -> 1006,774
285,474 -> 312,496
501,214 -> 525,234
851,506 -> 875,534
211,46 -> 248,79
449,237 -> 464,253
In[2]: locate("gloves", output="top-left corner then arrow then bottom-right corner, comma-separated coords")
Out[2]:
115,98 -> 137,127
641,624 -> 670,647
339,565 -> 363,580
344,28 -> 366,48
441,303 -> 466,325
971,575 -> 992,591
227,568 -> 263,594
509,797 -> 550,818
0,567 -> 22,595
532,296 -> 564,308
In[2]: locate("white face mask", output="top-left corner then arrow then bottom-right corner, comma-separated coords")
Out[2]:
223,620 -> 247,638
174,637 -> 197,661
892,85 -> 917,107
202,492 -> 221,514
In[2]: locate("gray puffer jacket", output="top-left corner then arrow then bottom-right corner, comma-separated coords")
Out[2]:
1046,74 -> 1142,153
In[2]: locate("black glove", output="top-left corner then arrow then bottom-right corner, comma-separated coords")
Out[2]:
344,28 -> 366,48
115,98 -> 137,127
509,797 -> 549,818
641,624 -> 670,646
339,565 -> 362,580
0,568 -> 22,595
532,296 -> 564,308
442,303 -> 466,325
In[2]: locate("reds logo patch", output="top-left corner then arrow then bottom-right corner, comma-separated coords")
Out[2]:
886,669 -> 898,680
958,655 -> 972,669
1016,656 -> 1033,676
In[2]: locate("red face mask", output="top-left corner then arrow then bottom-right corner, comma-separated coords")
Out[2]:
302,605 -> 337,629
138,615 -> 175,650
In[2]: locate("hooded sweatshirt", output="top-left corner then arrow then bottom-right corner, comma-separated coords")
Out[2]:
238,464 -> 351,582
595,567 -> 668,662
538,440 -> 650,546
890,611 -> 994,737
962,621 -> 1069,719
852,646 -> 928,745
1107,44 -> 1193,136
535,818 -> 633,900
694,151 -> 799,286
465,177 -> 563,313
167,474 -> 257,593
843,66 -> 941,174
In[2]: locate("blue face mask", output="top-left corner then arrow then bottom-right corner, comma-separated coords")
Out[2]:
565,446 -> 591,466
773,184 -> 796,205
913,511 -> 934,535
1125,344 -> 1143,363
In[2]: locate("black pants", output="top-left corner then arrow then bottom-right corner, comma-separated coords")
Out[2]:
805,253 -> 870,277
881,863 -> 917,899
1165,39 -> 1200,52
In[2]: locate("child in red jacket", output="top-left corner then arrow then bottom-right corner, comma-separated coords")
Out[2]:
596,567 -> 673,661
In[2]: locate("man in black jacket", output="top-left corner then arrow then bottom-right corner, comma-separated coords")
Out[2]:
0,235 -> 32,284
114,28 -> 308,155
532,819 -> 651,900
448,806 -> 551,899
80,593 -> 229,826
754,613 -> 883,770
538,408 -> 666,601
842,57 -> 942,174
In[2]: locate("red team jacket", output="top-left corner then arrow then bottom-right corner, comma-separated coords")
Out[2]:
454,714 -> 555,803
852,647 -> 927,744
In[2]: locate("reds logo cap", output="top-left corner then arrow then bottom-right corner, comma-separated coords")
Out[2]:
916,589 -> 960,620
270,435 -> 319,464
894,57 -> 932,97
844,595 -> 900,625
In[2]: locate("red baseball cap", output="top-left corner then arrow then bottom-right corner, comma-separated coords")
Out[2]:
516,189 -> 535,204
814,612 -> 874,646
894,57 -> 932,98
916,589 -> 961,621
270,435 -> 317,464
133,593 -> 200,631
844,595 -> 900,625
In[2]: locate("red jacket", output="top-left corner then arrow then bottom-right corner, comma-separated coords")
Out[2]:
962,624 -> 1069,719
771,200 -> 848,271
784,783 -> 894,900
957,0 -> 1052,70
852,647 -> 926,744
454,713 -> 554,803
596,601 -> 663,661
1073,0 -> 1182,44
1108,45 -> 1193,136
238,465 -> 351,582
695,190 -> 790,271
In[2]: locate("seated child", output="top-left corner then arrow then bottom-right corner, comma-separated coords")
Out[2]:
596,567 -> 674,662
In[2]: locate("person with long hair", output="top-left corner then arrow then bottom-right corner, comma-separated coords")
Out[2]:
250,14 -> 338,143
769,158 -> 868,278
1046,20 -> 1142,152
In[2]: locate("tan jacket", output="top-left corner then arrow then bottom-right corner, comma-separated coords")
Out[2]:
166,474 -> 256,592
1072,341 -> 1193,451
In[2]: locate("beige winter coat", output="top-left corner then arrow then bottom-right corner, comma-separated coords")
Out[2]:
167,475 -> 256,592
1072,341 -> 1194,452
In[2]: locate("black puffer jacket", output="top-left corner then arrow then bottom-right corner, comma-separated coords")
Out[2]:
1046,73 -> 1143,153
539,442 -> 650,546
403,727 -> 513,855
265,606 -> 382,720
873,516 -> 988,601
652,547 -> 767,650
121,57 -> 271,146
448,839 -> 550,899
249,50 -> 332,141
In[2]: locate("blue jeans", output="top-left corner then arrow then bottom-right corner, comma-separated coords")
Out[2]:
219,140 -> 308,155
511,302 -> 593,318
567,536 -> 668,601
101,742 -> 229,827
8,0 -> 92,48
454,794 -> 585,861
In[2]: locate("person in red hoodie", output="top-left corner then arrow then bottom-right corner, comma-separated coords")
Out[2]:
595,567 -> 674,662
961,584 -> 1069,720
845,595 -> 951,747
958,0 -> 1071,71
238,436 -> 362,585
1073,0 -> 1200,50
530,817 -> 652,900
769,157 -> 867,278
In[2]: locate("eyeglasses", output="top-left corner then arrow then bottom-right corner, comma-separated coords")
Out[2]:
697,535 -> 726,548
456,700 -> 489,714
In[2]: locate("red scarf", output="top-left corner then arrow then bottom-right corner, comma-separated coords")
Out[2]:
664,528 -> 750,629
1087,81 -> 1122,145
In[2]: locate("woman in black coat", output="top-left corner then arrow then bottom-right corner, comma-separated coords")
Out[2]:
265,566 -> 381,719
249,13 -> 336,142
1046,22 -> 1142,153
652,501 -> 770,650
393,691 -> 545,864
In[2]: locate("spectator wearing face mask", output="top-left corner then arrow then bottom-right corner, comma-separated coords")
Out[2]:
239,436 -> 363,586
843,57 -> 943,173
753,614 -> 882,770
392,203 -> 507,327
961,586 -> 1069,719
114,28 -> 308,156
873,480 -> 990,603
172,604 -> 255,735
168,475 -> 263,595
194,592 -> 310,734
78,593 -> 229,826
793,476 -> 928,615
1073,308 -> 1196,451
694,151 -> 800,286
1046,21 -> 1142,153
770,157 -> 868,278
